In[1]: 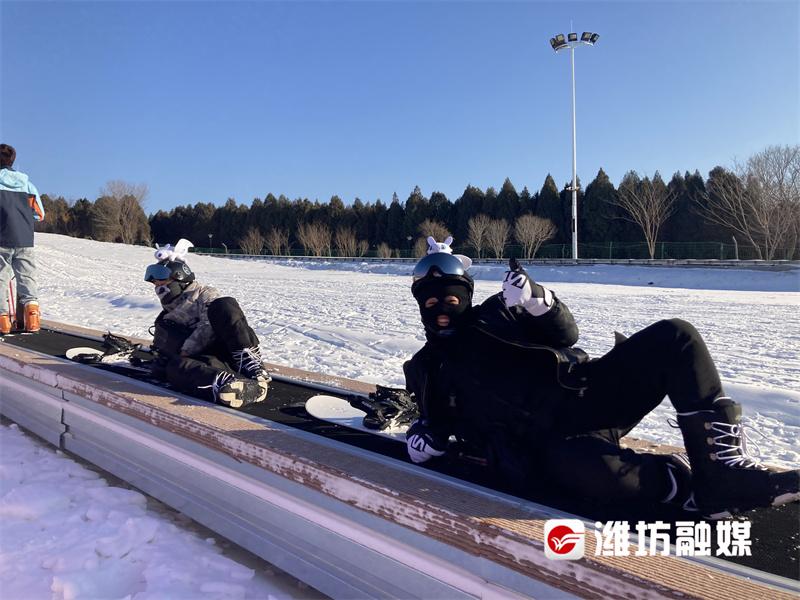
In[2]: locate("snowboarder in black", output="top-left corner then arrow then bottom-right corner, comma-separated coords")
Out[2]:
144,245 -> 269,408
403,251 -> 799,517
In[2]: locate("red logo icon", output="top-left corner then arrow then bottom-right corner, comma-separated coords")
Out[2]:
544,519 -> 586,560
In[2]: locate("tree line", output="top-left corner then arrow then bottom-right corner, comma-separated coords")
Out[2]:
36,145 -> 800,260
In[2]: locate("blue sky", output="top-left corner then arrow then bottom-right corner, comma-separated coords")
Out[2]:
1,1 -> 798,214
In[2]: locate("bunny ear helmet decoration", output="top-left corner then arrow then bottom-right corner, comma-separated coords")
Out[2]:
153,238 -> 194,262
425,236 -> 472,270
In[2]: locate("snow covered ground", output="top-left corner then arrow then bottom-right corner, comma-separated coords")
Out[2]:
2,233 -> 799,599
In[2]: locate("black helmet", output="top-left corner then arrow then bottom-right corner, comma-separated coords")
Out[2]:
144,260 -> 195,285
411,253 -> 474,299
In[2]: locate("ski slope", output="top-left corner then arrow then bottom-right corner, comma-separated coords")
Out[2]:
1,233 -> 798,599
33,233 -> 800,466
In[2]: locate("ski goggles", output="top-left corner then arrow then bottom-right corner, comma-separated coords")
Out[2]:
144,263 -> 172,283
412,253 -> 468,282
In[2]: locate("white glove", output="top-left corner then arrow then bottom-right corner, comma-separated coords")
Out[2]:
502,258 -> 553,317
406,420 -> 448,464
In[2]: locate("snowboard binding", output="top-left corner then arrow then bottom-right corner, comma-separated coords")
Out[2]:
347,385 -> 419,431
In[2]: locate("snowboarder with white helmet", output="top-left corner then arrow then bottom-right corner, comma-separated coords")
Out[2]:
144,239 -> 269,408
403,242 -> 799,518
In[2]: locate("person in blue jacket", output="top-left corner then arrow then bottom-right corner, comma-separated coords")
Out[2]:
0,144 -> 45,334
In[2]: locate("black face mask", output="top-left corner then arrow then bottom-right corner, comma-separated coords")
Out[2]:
415,283 -> 473,337
155,281 -> 184,306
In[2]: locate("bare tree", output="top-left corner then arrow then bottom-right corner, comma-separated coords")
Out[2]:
485,219 -> 510,258
514,214 -> 556,258
357,240 -> 369,257
101,180 -> 149,206
613,171 -> 676,259
297,222 -> 332,256
238,227 -> 264,255
100,180 -> 150,245
417,219 -> 451,241
265,228 -> 289,255
90,196 -> 122,242
376,242 -> 392,258
699,147 -> 800,260
334,226 -> 358,257
467,214 -> 491,258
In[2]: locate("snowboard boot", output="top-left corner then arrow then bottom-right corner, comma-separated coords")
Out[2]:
0,314 -> 11,335
209,371 -> 268,408
660,453 -> 698,514
22,302 -> 40,332
231,345 -> 270,382
678,397 -> 800,518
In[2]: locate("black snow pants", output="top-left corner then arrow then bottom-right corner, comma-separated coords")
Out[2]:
541,318 -> 724,503
159,297 -> 260,402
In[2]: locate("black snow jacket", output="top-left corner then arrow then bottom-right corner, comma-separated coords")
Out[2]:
403,292 -> 587,470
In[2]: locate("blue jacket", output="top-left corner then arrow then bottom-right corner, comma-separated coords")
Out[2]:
0,168 -> 44,248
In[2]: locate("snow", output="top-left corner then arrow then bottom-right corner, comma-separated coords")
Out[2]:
1,233 -> 799,598
0,421 -> 311,600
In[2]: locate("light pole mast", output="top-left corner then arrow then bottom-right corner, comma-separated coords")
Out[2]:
550,31 -> 599,261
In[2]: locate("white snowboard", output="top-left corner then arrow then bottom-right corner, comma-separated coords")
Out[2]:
305,394 -> 408,442
65,346 -> 150,372
65,347 -> 104,360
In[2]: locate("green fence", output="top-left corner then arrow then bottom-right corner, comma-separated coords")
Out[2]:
192,241 -> 794,261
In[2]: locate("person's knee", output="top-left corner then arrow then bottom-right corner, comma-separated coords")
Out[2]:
652,318 -> 702,347
208,297 -> 242,323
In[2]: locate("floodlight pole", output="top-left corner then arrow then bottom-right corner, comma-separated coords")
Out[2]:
551,32 -> 598,261
569,45 -> 578,261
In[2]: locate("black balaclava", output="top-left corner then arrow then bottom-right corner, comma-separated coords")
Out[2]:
155,281 -> 185,306
414,281 -> 473,338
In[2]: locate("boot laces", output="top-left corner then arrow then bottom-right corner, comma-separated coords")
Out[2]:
708,420 -> 766,469
232,346 -> 264,375
198,371 -> 235,396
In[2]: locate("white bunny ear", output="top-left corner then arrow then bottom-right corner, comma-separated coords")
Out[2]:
426,236 -> 436,247
444,236 -> 453,247
454,254 -> 472,270
172,239 -> 194,261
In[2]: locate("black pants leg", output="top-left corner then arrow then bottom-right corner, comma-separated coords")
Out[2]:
207,297 -> 260,356
560,318 -> 724,435
542,433 -> 675,502
164,297 -> 259,401
542,319 -> 723,504
165,354 -> 232,402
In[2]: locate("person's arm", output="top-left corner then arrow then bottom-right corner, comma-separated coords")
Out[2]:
27,180 -> 44,221
499,258 -> 579,347
402,350 -> 450,463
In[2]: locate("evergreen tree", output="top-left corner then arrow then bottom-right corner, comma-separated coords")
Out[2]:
403,186 -> 430,242
372,198 -> 388,246
581,169 -> 618,244
453,185 -> 485,243
482,186 -> 498,218
386,193 -> 405,249
496,178 -> 520,222
537,175 -> 563,244
519,186 -> 533,214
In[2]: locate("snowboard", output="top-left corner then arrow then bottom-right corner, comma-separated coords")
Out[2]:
65,345 -> 152,372
305,394 -> 409,442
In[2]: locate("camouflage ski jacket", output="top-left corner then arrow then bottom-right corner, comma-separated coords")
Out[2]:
155,281 -> 221,356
